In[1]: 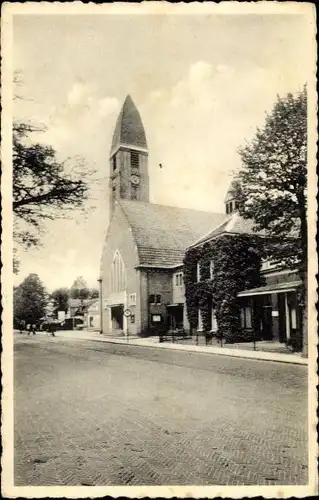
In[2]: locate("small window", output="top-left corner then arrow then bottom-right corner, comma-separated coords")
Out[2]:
131,151 -> 139,169
130,314 -> 135,324
149,294 -> 161,305
209,260 -> 214,280
129,293 -> 136,306
226,204 -> 229,215
197,262 -> 201,282
112,156 -> 117,171
291,307 -> 297,329
240,307 -> 252,329
174,273 -> 183,286
112,186 -> 116,192
149,294 -> 155,305
198,309 -> 203,331
211,308 -> 218,332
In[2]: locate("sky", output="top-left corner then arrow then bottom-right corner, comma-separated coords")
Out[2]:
12,9 -> 313,292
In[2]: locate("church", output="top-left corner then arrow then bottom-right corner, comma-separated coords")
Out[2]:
99,95 -> 303,350
99,95 -> 227,337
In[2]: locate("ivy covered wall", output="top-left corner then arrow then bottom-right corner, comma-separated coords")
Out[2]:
183,234 -> 265,342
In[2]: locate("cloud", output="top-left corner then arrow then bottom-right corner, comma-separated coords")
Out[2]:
67,82 -> 89,106
98,97 -> 119,117
35,83 -> 119,160
170,61 -> 218,110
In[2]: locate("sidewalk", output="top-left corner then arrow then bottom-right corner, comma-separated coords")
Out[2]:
24,329 -> 307,365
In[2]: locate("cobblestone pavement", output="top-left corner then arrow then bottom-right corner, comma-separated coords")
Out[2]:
14,335 -> 308,486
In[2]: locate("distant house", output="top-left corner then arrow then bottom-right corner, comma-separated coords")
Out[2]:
85,299 -> 100,331
67,298 -> 96,319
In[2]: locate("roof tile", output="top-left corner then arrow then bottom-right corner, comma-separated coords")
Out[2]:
119,200 -> 226,267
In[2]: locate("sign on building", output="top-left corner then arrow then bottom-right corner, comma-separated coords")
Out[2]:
58,311 -> 66,321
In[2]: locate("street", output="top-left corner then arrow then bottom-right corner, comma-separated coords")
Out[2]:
14,335 -> 308,486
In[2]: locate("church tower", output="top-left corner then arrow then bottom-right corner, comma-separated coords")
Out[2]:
109,95 -> 149,216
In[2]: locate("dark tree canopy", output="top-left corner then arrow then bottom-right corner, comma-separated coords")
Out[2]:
70,276 -> 90,300
13,120 -> 91,248
89,288 -> 99,299
13,273 -> 48,325
51,287 -> 70,312
234,86 -> 307,271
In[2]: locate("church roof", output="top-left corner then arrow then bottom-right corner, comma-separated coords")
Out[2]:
190,211 -> 260,248
118,200 -> 226,267
110,95 -> 147,155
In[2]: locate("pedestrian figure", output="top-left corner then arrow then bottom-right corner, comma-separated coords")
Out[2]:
26,324 -> 31,335
31,323 -> 37,335
50,322 -> 56,337
19,320 -> 24,334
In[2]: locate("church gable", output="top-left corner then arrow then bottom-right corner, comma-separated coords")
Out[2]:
100,202 -> 140,298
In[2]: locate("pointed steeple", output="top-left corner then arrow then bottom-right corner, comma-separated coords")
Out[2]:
108,95 -> 149,217
110,95 -> 148,157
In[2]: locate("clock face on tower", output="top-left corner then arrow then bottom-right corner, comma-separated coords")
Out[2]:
131,174 -> 140,186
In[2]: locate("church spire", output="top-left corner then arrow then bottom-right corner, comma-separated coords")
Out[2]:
109,95 -> 149,217
110,95 -> 148,158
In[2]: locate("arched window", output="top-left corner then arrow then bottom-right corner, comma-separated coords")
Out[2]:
111,250 -> 127,292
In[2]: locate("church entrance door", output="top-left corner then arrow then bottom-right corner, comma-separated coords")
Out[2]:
167,304 -> 184,330
111,305 -> 124,331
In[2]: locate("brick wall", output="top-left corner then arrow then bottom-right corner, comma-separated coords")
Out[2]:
139,270 -> 149,334
146,270 -> 173,334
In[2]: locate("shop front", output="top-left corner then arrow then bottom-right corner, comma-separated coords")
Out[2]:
238,280 -> 302,348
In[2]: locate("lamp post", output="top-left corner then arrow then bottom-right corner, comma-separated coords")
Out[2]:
98,278 -> 103,334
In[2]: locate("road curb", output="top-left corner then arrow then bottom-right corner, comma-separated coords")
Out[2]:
27,332 -> 308,366
95,338 -> 308,366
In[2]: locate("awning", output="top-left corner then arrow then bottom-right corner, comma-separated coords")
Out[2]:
167,303 -> 184,307
238,280 -> 301,297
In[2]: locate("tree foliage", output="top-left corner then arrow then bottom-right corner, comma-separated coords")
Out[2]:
70,276 -> 90,300
51,287 -> 69,312
89,288 -> 99,299
13,121 -> 91,245
13,119 -> 94,273
234,86 -> 307,270
13,273 -> 48,325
